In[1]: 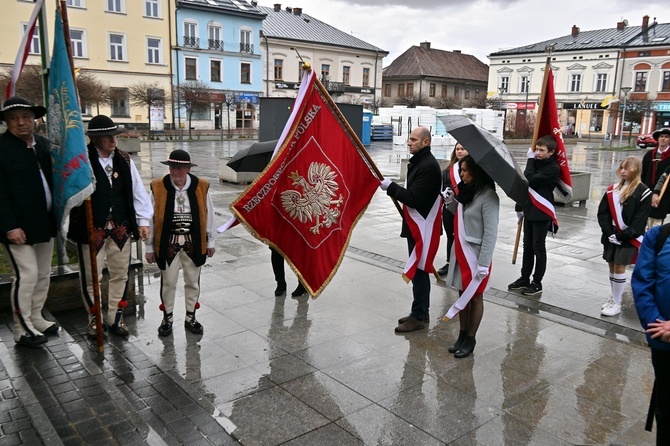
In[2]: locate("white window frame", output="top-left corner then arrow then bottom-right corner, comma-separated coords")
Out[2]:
569,74 -> 582,92
70,28 -> 87,58
144,0 -> 160,18
594,73 -> 607,92
184,56 -> 198,80
22,23 -> 40,55
66,0 -> 85,8
106,0 -> 125,13
108,32 -> 126,61
208,23 -> 222,50
210,59 -> 222,82
240,61 -> 252,84
519,75 -> 530,94
146,37 -> 162,64
634,70 -> 650,92
240,28 -> 252,53
499,76 -> 509,93
661,70 -> 670,92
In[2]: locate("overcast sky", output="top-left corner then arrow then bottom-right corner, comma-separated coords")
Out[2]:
258,0 -> 667,66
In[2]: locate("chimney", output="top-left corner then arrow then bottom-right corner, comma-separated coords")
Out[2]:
273,3 -> 281,12
453,50 -> 461,54
293,7 -> 302,15
419,41 -> 431,50
250,0 -> 257,5
642,15 -> 650,30
571,25 -> 579,37
617,21 -> 625,30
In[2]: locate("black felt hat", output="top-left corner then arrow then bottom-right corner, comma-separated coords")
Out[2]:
160,149 -> 197,167
86,115 -> 126,136
653,128 -> 670,140
0,96 -> 46,121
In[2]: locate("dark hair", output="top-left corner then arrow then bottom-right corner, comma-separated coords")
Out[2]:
536,135 -> 557,153
459,155 -> 494,192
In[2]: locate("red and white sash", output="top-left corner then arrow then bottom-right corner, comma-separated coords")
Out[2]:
606,184 -> 643,250
449,163 -> 461,195
528,187 -> 558,228
402,196 -> 442,282
444,202 -> 491,320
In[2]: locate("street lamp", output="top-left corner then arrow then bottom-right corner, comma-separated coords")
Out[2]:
498,86 -> 507,137
619,86 -> 632,146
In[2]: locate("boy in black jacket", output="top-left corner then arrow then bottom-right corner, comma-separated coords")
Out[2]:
509,135 -> 560,296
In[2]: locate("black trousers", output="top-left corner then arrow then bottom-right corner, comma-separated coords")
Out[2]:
270,247 -> 285,284
651,347 -> 670,445
407,238 -> 430,320
442,209 -> 455,263
521,219 -> 550,283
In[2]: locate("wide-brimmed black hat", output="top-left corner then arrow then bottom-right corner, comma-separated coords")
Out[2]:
0,96 -> 46,121
86,115 -> 126,136
653,128 -> 670,140
160,149 -> 197,167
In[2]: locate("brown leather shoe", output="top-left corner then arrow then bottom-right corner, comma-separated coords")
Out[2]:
397,313 -> 429,325
395,317 -> 427,333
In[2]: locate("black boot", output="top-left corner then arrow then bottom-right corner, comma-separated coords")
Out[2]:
274,281 -> 287,296
448,330 -> 467,353
454,335 -> 476,358
158,313 -> 173,337
291,282 -> 306,297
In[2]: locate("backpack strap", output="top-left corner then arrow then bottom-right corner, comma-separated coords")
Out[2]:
655,223 -> 670,255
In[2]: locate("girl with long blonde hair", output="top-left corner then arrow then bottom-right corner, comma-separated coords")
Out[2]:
597,156 -> 651,316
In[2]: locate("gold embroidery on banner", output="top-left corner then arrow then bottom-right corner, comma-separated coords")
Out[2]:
281,162 -> 344,234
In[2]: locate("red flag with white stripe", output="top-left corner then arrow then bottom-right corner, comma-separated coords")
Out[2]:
6,0 -> 45,99
402,196 -> 442,281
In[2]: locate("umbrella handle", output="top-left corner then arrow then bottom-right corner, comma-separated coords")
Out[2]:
512,217 -> 523,264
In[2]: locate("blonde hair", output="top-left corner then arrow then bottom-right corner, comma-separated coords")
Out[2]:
616,156 -> 642,202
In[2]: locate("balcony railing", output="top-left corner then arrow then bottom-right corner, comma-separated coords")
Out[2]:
208,39 -> 224,51
183,36 -> 199,48
322,80 -> 345,94
240,43 -> 254,53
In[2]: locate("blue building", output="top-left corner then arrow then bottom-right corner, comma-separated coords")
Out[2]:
174,0 -> 265,132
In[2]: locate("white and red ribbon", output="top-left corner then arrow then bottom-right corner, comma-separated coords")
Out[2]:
449,162 -> 461,195
444,202 -> 491,320
606,184 -> 642,249
402,196 -> 442,281
528,187 -> 558,229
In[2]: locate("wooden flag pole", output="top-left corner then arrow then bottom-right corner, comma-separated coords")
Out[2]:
659,174 -> 670,201
512,218 -> 523,264
59,0 -> 104,353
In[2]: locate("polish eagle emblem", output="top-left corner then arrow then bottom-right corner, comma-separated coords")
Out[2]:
280,162 -> 344,234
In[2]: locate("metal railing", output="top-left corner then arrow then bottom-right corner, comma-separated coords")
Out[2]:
183,36 -> 199,48
239,43 -> 253,53
208,39 -> 223,50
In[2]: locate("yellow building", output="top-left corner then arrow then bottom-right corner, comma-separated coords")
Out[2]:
3,0 -> 173,129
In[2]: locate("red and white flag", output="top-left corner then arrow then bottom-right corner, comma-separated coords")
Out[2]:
534,64 -> 572,202
230,69 -> 380,296
6,0 -> 45,99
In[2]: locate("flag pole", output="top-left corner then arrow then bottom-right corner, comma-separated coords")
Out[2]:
58,0 -> 104,353
309,67 -> 404,217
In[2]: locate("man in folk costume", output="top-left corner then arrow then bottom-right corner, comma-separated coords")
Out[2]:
145,150 -> 215,336
380,127 -> 442,333
642,128 -> 670,228
68,115 -> 153,338
0,97 -> 59,347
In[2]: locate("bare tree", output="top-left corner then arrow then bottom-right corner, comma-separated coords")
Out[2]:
432,96 -> 462,109
0,64 -> 44,104
221,90 -> 237,138
76,70 -> 110,115
467,96 -> 495,109
176,80 -> 211,139
128,82 -> 168,138
369,96 -> 388,114
395,93 -> 429,108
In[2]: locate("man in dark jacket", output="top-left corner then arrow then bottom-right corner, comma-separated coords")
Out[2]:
380,127 -> 442,333
0,97 -> 58,347
68,115 -> 152,338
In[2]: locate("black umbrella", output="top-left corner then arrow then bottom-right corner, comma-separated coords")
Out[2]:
438,115 -> 529,205
226,139 -> 278,172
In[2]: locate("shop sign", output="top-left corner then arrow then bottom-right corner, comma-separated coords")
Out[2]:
503,102 -> 535,110
653,102 -> 670,111
275,82 -> 300,90
563,102 -> 607,110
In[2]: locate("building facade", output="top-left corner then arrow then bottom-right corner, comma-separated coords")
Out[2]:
4,0 -> 173,129
258,4 -> 387,109
174,0 -> 265,132
488,16 -> 670,139
381,42 -> 489,109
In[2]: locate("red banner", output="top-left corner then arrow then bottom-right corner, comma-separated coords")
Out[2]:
231,71 -> 379,296
535,65 -> 572,200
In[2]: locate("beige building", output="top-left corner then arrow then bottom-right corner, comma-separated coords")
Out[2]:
258,4 -> 387,109
3,0 -> 173,128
